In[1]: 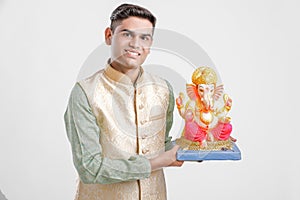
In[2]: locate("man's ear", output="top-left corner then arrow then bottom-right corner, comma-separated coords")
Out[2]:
105,27 -> 112,45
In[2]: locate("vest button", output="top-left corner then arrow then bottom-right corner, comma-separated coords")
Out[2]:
140,119 -> 147,125
139,104 -> 144,109
141,134 -> 147,139
142,148 -> 149,154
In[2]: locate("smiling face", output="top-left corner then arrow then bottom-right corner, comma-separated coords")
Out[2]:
105,16 -> 153,71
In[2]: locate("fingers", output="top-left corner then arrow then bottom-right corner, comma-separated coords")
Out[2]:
169,145 -> 184,167
175,160 -> 184,166
169,160 -> 184,167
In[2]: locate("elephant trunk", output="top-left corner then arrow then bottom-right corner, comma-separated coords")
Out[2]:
202,93 -> 214,111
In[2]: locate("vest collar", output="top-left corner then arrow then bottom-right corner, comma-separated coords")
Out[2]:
104,64 -> 145,86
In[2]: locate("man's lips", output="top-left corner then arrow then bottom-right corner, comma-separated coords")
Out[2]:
124,49 -> 141,57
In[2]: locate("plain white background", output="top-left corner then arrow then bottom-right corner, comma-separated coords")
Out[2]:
0,0 -> 299,199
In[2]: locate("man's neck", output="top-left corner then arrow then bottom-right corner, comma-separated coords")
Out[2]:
110,61 -> 141,83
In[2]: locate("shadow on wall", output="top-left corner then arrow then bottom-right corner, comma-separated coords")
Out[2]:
0,189 -> 8,200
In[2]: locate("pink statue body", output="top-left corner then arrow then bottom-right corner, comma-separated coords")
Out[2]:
176,67 -> 235,148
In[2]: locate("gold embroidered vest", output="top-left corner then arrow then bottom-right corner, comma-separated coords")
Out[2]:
76,65 -> 170,200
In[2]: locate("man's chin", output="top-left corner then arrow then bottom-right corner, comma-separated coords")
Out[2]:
123,60 -> 142,69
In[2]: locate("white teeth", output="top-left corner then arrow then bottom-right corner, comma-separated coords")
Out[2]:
129,52 -> 138,56
126,50 -> 139,56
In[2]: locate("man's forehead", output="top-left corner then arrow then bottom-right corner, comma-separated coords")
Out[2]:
117,27 -> 153,34
114,17 -> 153,33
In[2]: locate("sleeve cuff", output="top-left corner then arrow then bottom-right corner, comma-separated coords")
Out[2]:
130,155 -> 152,178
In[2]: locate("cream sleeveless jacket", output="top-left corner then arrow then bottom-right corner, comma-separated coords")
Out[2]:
76,65 -> 170,200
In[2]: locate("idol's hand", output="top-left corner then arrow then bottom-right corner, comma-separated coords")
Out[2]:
176,93 -> 184,109
223,94 -> 232,111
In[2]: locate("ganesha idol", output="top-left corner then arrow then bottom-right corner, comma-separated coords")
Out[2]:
175,66 -> 237,151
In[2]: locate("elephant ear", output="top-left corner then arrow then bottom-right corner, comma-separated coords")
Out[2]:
186,84 -> 199,100
214,84 -> 224,100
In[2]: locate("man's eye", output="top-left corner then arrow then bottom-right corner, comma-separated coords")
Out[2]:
123,32 -> 131,37
141,36 -> 150,41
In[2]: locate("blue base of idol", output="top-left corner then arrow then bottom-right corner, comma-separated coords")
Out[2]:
175,142 -> 242,161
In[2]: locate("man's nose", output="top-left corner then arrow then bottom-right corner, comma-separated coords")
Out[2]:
129,36 -> 140,49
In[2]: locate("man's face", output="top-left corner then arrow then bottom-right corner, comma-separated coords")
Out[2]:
105,17 -> 153,70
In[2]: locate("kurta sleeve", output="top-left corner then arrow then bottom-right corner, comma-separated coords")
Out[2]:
64,83 -> 151,184
165,80 -> 175,151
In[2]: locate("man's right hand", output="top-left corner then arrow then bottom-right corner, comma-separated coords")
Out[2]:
149,145 -> 184,171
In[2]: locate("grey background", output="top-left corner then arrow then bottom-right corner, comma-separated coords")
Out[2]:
0,0 -> 299,199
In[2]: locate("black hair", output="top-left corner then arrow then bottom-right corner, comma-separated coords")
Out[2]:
110,3 -> 156,32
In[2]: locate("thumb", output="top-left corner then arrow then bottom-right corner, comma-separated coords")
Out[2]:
171,145 -> 181,152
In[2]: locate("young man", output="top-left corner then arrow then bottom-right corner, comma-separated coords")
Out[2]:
64,3 -> 183,200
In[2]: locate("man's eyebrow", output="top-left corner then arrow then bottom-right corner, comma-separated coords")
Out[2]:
120,29 -> 153,37
120,29 -> 133,33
